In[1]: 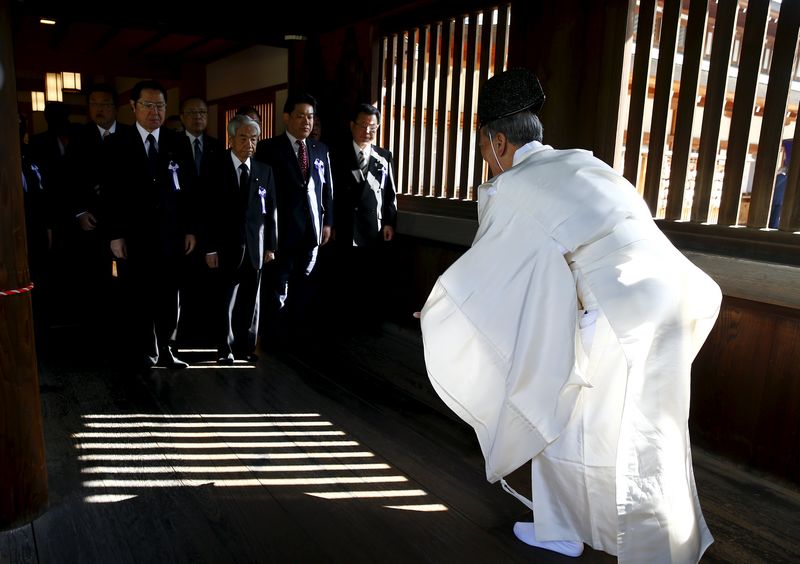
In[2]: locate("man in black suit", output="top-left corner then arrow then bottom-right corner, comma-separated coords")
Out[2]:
67,84 -> 132,333
254,92 -> 333,341
332,103 -> 398,332
178,96 -> 223,347
203,115 -> 276,364
180,96 -> 222,180
101,79 -> 197,370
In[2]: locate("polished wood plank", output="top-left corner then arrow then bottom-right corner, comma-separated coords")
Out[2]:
3,325 -> 799,563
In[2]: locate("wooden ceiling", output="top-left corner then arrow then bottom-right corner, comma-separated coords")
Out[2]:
9,0 -> 489,86
9,1 -> 297,82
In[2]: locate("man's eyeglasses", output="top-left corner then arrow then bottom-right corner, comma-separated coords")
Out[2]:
183,110 -> 208,116
89,102 -> 115,109
137,100 -> 167,112
355,122 -> 379,132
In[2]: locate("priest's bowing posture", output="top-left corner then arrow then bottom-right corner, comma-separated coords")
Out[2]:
419,68 -> 721,562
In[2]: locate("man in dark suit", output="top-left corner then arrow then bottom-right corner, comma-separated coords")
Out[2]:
254,92 -> 333,341
178,96 -> 223,347
180,96 -> 222,180
203,115 -> 276,364
101,79 -> 198,370
67,84 -> 132,334
332,103 -> 398,332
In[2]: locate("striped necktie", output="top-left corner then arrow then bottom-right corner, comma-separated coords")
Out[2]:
194,138 -> 202,175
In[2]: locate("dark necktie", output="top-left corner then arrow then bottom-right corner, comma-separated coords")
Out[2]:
194,138 -> 202,175
358,149 -> 369,176
146,133 -> 158,173
297,140 -> 309,181
239,162 -> 250,191
102,129 -> 110,141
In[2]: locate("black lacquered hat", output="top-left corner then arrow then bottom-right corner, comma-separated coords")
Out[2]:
477,68 -> 545,127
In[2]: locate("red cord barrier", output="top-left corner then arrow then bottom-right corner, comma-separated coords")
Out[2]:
0,282 -> 34,297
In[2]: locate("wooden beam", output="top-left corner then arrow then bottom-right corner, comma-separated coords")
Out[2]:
718,0 -> 770,225
642,0 -> 681,214
693,0 -> 737,223
666,0 -> 709,220
0,0 -> 48,529
623,0 -> 656,187
747,1 -> 800,227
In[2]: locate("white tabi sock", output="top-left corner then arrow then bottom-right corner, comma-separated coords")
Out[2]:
513,522 -> 584,558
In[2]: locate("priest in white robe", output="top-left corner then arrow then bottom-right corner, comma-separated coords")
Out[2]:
420,68 -> 721,563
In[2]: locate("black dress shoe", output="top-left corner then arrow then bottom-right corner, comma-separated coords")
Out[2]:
217,354 -> 234,365
235,352 -> 258,363
158,354 -> 189,369
167,357 -> 189,369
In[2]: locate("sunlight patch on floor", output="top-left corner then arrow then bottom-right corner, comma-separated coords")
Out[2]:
76,412 -> 448,512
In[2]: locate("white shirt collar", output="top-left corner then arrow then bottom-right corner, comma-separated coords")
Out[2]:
96,122 -> 117,137
285,131 -> 306,155
187,132 -> 202,146
353,140 -> 372,159
231,152 -> 250,170
135,122 -> 159,144
512,140 -> 544,167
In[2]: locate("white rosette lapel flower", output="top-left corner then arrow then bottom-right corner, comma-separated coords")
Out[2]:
258,184 -> 267,214
168,161 -> 181,191
313,157 -> 325,179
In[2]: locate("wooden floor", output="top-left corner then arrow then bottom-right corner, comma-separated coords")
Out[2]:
1,325 -> 799,563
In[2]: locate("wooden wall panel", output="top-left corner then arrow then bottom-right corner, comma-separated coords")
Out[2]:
691,296 -> 800,482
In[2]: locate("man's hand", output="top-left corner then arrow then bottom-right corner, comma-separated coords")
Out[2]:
206,252 -> 219,269
320,225 -> 332,246
185,234 -> 196,254
78,212 -> 97,231
110,238 -> 127,259
264,250 -> 275,264
383,225 -> 394,241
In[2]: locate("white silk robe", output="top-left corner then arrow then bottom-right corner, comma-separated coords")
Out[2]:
420,143 -> 721,563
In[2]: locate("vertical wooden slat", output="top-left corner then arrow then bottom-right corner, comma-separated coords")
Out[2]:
642,0 -> 682,214
401,29 -> 417,196
666,0 -> 709,220
494,4 -> 509,74
693,0 -> 737,222
747,2 -> 800,227
423,23 -> 440,197
781,116 -> 800,230
460,13 -> 479,200
445,18 -> 465,199
412,26 -> 428,196
382,36 -> 395,151
623,0 -> 657,186
377,36 -> 387,147
393,33 -> 405,172
434,20 -> 452,198
473,10 -> 493,187
718,0 -> 770,225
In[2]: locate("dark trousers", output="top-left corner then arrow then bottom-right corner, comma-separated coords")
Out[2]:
261,242 -> 318,349
217,255 -> 262,357
116,252 -> 181,364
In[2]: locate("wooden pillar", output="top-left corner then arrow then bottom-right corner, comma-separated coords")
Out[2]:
0,0 -> 49,529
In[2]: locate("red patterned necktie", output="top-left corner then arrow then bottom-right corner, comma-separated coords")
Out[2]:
297,140 -> 309,180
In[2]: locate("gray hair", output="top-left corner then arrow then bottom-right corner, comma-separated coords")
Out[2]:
227,114 -> 261,138
484,111 -> 543,146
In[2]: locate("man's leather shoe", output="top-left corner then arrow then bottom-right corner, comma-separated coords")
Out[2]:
167,357 -> 189,369
235,352 -> 258,363
217,354 -> 234,365
158,353 -> 189,369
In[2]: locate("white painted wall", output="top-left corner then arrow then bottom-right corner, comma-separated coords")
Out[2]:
206,46 -> 288,101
